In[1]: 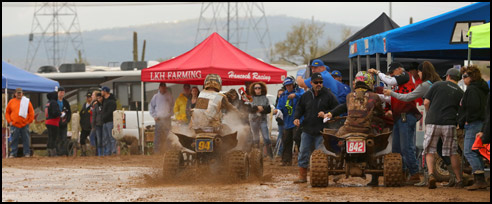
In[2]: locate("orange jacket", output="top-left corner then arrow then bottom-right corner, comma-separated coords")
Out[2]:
6,97 -> 35,128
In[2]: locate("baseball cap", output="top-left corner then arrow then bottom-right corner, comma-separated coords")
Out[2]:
58,87 -> 65,92
283,76 -> 295,86
101,86 -> 110,93
311,59 -> 325,67
331,70 -> 342,77
86,91 -> 92,98
388,62 -> 404,73
311,73 -> 323,81
159,82 -> 167,87
15,87 -> 23,93
443,68 -> 460,78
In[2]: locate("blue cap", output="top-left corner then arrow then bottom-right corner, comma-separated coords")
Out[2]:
331,70 -> 342,77
101,86 -> 110,93
324,65 -> 331,72
283,76 -> 294,86
311,59 -> 325,67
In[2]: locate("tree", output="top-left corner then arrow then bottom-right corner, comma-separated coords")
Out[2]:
341,26 -> 353,42
272,21 -> 325,65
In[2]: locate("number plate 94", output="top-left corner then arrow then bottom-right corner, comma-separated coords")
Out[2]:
196,139 -> 213,152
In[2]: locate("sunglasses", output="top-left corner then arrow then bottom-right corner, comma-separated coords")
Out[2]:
313,81 -> 323,85
462,74 -> 469,79
254,87 -> 262,90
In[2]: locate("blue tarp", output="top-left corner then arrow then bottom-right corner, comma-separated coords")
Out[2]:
2,60 -> 59,92
349,2 -> 490,59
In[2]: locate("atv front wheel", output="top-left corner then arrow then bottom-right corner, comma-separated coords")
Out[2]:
383,153 -> 403,187
228,150 -> 249,180
310,149 -> 329,187
162,150 -> 183,178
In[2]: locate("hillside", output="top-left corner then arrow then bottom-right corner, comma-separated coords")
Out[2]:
2,15 -> 359,72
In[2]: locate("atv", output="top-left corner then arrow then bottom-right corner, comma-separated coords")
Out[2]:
162,127 -> 263,181
310,123 -> 403,187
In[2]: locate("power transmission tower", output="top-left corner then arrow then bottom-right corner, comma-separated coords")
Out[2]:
25,2 -> 86,72
194,2 -> 272,61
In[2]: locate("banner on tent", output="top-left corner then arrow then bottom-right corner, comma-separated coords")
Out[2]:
450,21 -> 486,44
149,70 -> 202,81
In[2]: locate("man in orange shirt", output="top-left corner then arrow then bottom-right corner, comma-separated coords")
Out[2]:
5,88 -> 35,158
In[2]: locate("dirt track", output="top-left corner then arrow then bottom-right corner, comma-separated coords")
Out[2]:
2,154 -> 490,202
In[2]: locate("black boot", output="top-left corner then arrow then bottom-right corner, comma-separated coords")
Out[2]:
466,172 -> 488,190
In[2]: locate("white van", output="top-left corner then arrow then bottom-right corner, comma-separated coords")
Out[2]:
112,110 -> 155,140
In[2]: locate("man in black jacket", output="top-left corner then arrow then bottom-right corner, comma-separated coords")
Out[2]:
56,87 -> 71,156
79,92 -> 93,156
101,86 -> 117,156
293,73 -> 339,183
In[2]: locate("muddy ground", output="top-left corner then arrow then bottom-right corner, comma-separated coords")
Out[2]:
2,154 -> 490,202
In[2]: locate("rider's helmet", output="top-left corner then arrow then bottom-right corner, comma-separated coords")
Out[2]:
355,71 -> 375,88
204,74 -> 222,92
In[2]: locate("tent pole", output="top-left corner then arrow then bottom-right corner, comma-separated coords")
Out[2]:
376,53 -> 381,86
349,58 -> 353,88
4,84 -> 8,159
467,47 -> 471,66
357,55 -> 361,72
387,53 -> 392,72
141,81 -> 145,155
366,55 -> 370,71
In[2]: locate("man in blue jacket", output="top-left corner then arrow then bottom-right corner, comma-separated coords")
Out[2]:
275,76 -> 305,166
297,59 -> 339,98
331,70 -> 351,104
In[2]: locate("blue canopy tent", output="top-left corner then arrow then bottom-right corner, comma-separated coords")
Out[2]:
2,60 -> 60,92
2,60 -> 59,158
348,2 -> 490,84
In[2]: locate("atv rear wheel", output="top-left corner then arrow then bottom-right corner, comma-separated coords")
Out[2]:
310,149 -> 329,187
383,153 -> 404,187
228,150 -> 249,180
249,148 -> 263,178
162,150 -> 183,178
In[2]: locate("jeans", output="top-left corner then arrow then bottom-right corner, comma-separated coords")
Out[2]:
89,129 -> 97,147
154,118 -> 171,154
282,127 -> 301,164
103,122 -> 115,156
275,125 -> 284,156
464,121 -> 484,173
249,115 -> 271,146
95,126 -> 104,156
9,125 -> 30,157
392,113 -> 419,175
56,125 -> 68,156
298,131 -> 324,168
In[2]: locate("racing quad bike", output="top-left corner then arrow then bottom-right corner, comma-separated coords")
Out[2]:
310,127 -> 403,187
162,127 -> 263,181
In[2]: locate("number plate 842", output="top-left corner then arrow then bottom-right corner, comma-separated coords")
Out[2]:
196,139 -> 213,152
346,140 -> 365,153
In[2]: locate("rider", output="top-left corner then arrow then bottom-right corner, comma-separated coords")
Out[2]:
325,71 -> 386,186
190,74 -> 240,135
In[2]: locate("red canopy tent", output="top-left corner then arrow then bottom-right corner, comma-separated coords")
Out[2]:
141,32 -> 287,85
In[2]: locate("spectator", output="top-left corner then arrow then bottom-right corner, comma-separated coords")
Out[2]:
56,87 -> 71,156
186,87 -> 200,123
331,70 -> 351,104
45,91 -> 61,157
6,87 -> 35,158
101,86 -> 117,156
274,88 -> 285,159
422,68 -> 464,189
149,82 -> 174,154
92,92 -> 104,156
88,90 -> 101,155
275,76 -> 304,166
458,65 -> 489,191
296,59 -> 339,99
325,71 -> 385,186
293,73 -> 339,183
383,61 -> 441,103
248,81 -> 274,162
368,62 -> 422,184
174,84 -> 191,124
79,92 -> 93,156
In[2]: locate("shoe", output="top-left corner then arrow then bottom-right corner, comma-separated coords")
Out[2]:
406,173 -> 421,185
8,155 -> 15,158
293,167 -> 308,184
466,173 -> 488,191
24,155 -> 31,158
454,180 -> 464,189
428,174 -> 437,189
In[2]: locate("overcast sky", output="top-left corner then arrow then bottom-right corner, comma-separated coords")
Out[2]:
2,2 -> 475,37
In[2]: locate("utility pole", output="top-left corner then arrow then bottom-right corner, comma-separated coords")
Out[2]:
389,2 -> 393,19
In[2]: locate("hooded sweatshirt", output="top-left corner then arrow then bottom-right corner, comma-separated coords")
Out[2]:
102,93 -> 117,123
45,91 -> 61,126
458,79 -> 489,128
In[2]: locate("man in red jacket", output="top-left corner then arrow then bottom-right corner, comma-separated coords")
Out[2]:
5,88 -> 34,158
